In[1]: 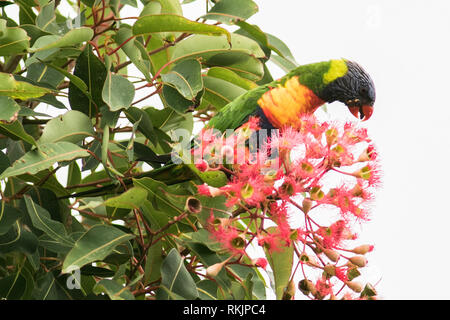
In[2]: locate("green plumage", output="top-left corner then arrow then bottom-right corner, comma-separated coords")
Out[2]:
206,60 -> 334,132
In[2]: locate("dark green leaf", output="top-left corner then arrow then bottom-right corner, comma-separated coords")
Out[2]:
104,187 -> 147,209
102,73 -> 135,112
93,279 -> 135,300
0,72 -> 52,100
29,27 -> 93,52
62,224 -> 135,273
0,273 -> 27,299
38,110 -> 95,144
0,142 -> 89,180
202,0 -> 259,24
0,96 -> 20,122
161,59 -> 203,100
24,195 -> 74,247
0,221 -> 38,254
156,248 -> 198,300
68,45 -> 107,118
0,120 -> 37,146
0,201 -> 23,235
0,19 -> 30,56
133,14 -> 231,43
264,227 -> 293,300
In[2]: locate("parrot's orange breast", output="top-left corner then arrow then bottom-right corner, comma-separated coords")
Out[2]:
257,76 -> 325,129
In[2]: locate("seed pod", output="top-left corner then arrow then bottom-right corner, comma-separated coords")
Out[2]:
346,280 -> 363,293
349,255 -> 367,268
351,244 -> 374,255
323,248 -> 340,262
185,197 -> 202,214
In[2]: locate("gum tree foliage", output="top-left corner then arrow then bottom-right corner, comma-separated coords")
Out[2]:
0,0 -> 377,300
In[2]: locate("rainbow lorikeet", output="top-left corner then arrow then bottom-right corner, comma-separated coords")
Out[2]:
207,58 -> 375,133
63,59 -> 375,198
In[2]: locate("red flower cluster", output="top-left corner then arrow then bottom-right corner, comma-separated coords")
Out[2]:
196,115 -> 381,299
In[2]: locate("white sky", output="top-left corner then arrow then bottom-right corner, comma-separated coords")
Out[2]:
4,0 -> 450,299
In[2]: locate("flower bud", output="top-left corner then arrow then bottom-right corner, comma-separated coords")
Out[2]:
348,255 -> 367,268
323,248 -> 340,262
345,280 -> 363,293
298,279 -> 316,296
302,198 -> 313,213
351,244 -> 374,255
323,264 -> 336,277
282,279 -> 296,300
206,261 -> 225,277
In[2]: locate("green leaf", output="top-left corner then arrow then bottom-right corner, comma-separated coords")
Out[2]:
0,272 -> 27,299
0,221 -> 38,254
202,0 -> 259,24
172,33 -> 265,61
102,72 -> 135,112
0,19 -> 30,56
144,240 -> 163,285
0,120 -> 37,146
133,14 -> 231,43
26,62 -> 65,89
207,67 -> 257,90
29,27 -> 93,52
68,45 -> 107,118
67,160 -> 81,187
0,201 -> 23,235
144,107 -> 193,133
124,106 -> 154,140
0,142 -> 89,180
0,96 -> 20,122
0,150 -> 10,176
266,33 -> 297,63
264,227 -> 294,300
93,279 -> 135,300
36,1 -> 58,33
32,272 -> 75,300
23,195 -> 74,247
157,248 -> 198,300
104,187 -> 148,209
161,84 -> 203,113
38,110 -> 95,144
161,59 -> 203,100
187,164 -> 228,188
62,224 -> 135,273
270,54 -> 298,73
196,280 -> 218,300
202,75 -> 246,109
114,25 -> 152,81
0,72 -> 52,100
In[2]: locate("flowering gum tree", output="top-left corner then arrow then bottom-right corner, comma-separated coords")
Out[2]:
195,115 -> 381,300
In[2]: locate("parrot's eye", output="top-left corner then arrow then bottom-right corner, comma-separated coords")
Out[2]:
359,87 -> 368,96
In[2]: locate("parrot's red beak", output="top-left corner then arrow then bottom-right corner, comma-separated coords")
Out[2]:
348,105 -> 373,121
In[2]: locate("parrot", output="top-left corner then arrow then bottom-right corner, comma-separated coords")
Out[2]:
206,58 -> 375,133
62,59 -> 375,199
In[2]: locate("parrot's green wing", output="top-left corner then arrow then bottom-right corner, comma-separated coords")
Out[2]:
206,85 -> 270,132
